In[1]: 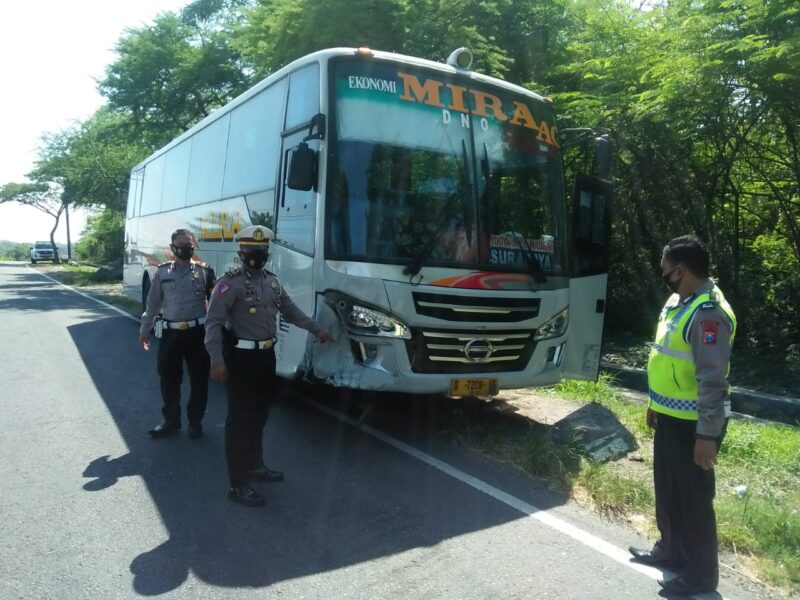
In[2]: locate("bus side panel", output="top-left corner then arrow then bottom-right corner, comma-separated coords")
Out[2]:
123,217 -> 143,303
563,273 -> 607,380
271,244 -> 315,379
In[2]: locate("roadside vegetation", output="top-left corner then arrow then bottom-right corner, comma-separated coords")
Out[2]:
451,375 -> 800,593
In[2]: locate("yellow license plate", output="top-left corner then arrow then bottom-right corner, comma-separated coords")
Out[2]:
449,378 -> 499,397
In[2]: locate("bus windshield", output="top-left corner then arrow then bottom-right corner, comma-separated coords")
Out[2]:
327,59 -> 567,276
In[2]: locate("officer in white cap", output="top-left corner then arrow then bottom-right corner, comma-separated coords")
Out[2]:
204,225 -> 332,507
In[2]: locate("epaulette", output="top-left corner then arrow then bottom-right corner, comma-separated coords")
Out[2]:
157,261 -> 173,268
699,301 -> 716,310
224,267 -> 242,278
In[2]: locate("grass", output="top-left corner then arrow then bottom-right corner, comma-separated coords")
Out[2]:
448,374 -> 800,593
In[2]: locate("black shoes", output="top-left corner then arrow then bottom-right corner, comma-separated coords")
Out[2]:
188,423 -> 203,439
658,576 -> 716,596
628,546 -> 683,569
228,485 -> 265,507
148,422 -> 180,438
248,466 -> 284,483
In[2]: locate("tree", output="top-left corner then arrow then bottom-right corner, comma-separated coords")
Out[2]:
0,182 -> 66,259
99,11 -> 250,149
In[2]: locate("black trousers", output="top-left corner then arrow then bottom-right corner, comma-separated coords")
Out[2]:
225,347 -> 278,487
653,413 -> 726,588
156,326 -> 210,426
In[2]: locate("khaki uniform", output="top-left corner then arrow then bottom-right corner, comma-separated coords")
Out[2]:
140,261 -> 213,335
204,268 -> 323,365
140,261 -> 215,429
205,267 -> 323,488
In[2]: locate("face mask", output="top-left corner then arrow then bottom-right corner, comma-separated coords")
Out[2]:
662,267 -> 682,294
239,250 -> 269,270
172,244 -> 194,261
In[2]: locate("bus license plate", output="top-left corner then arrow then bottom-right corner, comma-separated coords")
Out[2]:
449,378 -> 499,397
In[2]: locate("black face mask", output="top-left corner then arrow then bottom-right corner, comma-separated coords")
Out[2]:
239,250 -> 269,270
662,267 -> 682,294
172,244 -> 194,261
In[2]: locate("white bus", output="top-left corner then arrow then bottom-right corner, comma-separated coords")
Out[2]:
123,47 -> 612,396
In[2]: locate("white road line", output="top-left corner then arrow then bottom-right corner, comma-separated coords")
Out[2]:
26,264 -> 721,599
305,398 -> 682,583
27,266 -> 139,323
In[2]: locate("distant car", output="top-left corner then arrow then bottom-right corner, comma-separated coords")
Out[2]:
30,241 -> 59,264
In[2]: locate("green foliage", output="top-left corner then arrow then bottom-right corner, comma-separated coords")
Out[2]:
0,241 -> 34,261
99,11 -> 249,149
74,209 -> 125,264
7,0 -> 795,360
577,461 -> 653,515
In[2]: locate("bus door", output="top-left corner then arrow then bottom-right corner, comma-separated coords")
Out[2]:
563,175 -> 612,380
273,126 -> 321,378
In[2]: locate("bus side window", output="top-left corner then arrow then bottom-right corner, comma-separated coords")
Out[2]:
275,64 -> 321,255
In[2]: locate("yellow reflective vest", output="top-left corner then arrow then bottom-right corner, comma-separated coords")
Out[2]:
647,285 -> 737,420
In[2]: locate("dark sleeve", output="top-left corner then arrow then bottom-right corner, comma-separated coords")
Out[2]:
204,278 -> 237,366
688,306 -> 733,439
205,267 -> 217,301
139,271 -> 163,335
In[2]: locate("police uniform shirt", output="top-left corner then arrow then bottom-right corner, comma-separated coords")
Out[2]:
683,281 -> 734,439
204,268 -> 324,366
139,262 -> 214,335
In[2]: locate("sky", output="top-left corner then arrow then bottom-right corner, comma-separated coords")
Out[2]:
0,0 -> 190,245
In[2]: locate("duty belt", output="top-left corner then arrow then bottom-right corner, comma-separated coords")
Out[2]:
235,337 -> 277,350
164,317 -> 206,330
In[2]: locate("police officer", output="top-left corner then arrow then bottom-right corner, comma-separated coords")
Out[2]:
629,235 -> 736,596
139,228 -> 216,439
204,225 -> 332,507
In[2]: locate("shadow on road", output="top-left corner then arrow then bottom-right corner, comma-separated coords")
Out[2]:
61,287 -> 571,595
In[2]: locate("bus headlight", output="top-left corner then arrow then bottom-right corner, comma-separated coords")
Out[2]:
327,292 -> 411,339
534,308 -> 569,341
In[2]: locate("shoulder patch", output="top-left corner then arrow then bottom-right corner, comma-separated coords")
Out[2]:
701,319 -> 719,345
216,281 -> 231,296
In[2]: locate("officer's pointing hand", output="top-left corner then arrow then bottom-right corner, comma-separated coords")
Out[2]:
210,364 -> 228,382
139,334 -> 151,351
316,330 -> 334,343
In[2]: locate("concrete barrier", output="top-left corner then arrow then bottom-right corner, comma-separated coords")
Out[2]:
600,363 -> 800,426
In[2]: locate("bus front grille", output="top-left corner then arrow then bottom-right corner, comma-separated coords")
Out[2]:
405,327 -> 537,374
412,292 -> 540,322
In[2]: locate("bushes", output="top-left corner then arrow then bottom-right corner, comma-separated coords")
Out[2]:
74,209 -> 124,264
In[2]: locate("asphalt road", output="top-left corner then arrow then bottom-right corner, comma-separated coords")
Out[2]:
0,262 -> 772,600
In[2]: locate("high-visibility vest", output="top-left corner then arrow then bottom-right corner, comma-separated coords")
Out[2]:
647,285 -> 737,420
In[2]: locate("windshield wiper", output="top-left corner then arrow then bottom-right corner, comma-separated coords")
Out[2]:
510,231 -> 547,283
404,142 -> 473,278
403,204 -> 458,277
479,144 -> 547,283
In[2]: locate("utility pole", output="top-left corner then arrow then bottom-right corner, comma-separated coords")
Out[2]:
65,202 -> 72,261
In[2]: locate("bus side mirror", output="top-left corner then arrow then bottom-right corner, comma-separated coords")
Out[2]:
572,174 -> 613,274
287,142 -> 317,191
594,135 -> 612,179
